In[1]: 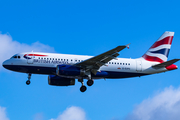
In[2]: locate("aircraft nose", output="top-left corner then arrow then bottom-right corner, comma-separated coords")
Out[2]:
2,60 -> 11,69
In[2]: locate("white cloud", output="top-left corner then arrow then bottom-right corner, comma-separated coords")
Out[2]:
33,113 -> 44,120
126,86 -> 180,120
50,106 -> 86,120
0,106 -> 9,120
0,33 -> 55,69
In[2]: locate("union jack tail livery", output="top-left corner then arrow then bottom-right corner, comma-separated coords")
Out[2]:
142,31 -> 174,63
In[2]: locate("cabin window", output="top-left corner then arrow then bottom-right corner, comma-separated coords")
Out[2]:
128,63 -> 130,65
109,62 -> 111,64
117,63 -> 119,65
115,62 -> 116,64
18,56 -> 20,59
41,58 -> 43,59
112,62 -> 113,64
126,63 -> 127,65
71,59 -> 73,61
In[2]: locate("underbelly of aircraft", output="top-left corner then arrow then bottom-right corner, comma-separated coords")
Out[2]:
3,65 -> 148,79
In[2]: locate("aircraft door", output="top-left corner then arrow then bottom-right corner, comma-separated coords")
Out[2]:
27,54 -> 34,64
136,60 -> 142,72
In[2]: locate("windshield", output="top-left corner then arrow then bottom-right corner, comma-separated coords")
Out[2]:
11,55 -> 21,59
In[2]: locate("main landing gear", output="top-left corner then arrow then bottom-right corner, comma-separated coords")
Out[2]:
78,78 -> 94,92
26,73 -> 31,85
87,79 -> 94,86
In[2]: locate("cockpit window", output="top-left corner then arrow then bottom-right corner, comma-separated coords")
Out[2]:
11,55 -> 21,59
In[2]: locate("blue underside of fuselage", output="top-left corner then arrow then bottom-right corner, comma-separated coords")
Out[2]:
3,65 -> 149,79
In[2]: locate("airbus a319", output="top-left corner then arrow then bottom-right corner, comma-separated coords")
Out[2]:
2,31 -> 179,92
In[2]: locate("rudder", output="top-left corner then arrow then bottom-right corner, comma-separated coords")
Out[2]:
142,31 -> 174,63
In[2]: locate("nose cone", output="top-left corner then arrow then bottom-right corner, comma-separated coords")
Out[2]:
2,60 -> 10,69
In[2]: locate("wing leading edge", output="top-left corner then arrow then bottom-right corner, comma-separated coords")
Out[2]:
75,44 -> 130,75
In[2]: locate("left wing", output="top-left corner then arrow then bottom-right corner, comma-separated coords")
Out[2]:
75,44 -> 130,75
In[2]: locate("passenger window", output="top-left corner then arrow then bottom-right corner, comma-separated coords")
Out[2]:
115,62 -> 116,64
117,63 -> 119,65
109,62 -> 111,64
71,59 -> 73,61
61,59 -> 63,61
126,63 -> 127,65
44,58 -> 46,60
67,59 -> 68,61
41,58 -> 43,59
58,59 -> 60,60
123,63 -> 124,65
128,63 -> 130,65
39,57 -> 40,59
112,62 -> 113,64
18,56 -> 20,59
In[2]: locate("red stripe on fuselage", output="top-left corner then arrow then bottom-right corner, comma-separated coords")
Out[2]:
24,54 -> 48,56
142,54 -> 164,63
150,36 -> 173,48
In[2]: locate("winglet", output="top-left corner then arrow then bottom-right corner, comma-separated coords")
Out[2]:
126,43 -> 131,49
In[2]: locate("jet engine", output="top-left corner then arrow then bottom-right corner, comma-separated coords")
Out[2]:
56,65 -> 85,76
48,75 -> 75,86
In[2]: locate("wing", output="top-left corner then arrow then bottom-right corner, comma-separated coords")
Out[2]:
75,44 -> 130,75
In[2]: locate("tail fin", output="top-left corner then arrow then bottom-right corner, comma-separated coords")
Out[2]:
142,31 -> 174,63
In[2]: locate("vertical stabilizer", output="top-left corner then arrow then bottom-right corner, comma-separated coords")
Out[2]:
142,31 -> 174,63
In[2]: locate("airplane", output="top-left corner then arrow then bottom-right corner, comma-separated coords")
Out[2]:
2,31 -> 180,92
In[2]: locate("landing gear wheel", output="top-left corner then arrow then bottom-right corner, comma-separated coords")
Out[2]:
26,80 -> 31,85
87,80 -> 94,86
80,85 -> 87,92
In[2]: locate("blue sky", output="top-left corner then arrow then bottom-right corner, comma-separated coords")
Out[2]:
0,0 -> 180,120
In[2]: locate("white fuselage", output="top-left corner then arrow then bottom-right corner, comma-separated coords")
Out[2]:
2,52 -> 169,80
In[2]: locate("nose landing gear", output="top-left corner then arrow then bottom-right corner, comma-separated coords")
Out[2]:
26,73 -> 31,85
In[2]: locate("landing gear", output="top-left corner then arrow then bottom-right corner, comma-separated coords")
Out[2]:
26,80 -> 31,85
87,79 -> 94,86
80,85 -> 87,92
78,78 -> 87,92
26,73 -> 31,85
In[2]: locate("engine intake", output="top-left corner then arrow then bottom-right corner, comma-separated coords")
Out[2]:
48,75 -> 75,86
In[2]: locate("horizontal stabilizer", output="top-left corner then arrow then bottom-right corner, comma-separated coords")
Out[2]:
152,59 -> 180,69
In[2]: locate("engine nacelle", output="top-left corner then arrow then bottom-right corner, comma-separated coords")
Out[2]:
48,75 -> 75,86
56,65 -> 85,76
